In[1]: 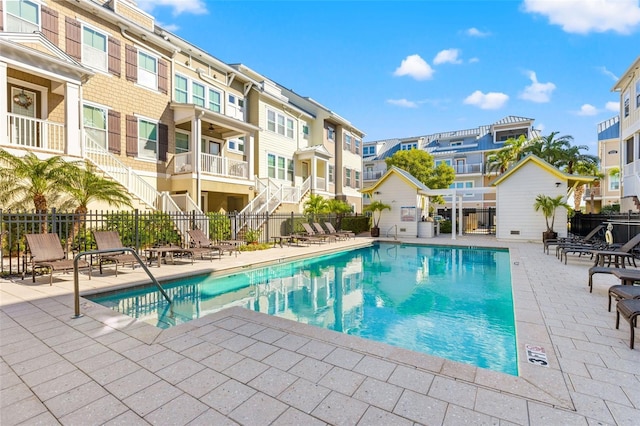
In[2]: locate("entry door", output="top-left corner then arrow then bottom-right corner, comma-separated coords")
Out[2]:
11,87 -> 37,146
302,162 -> 309,180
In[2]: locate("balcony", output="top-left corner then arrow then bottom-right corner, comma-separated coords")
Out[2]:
584,187 -> 602,200
4,113 -> 66,153
173,152 -> 249,179
453,163 -> 484,174
363,170 -> 384,181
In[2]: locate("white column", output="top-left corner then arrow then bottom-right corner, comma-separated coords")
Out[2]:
451,190 -> 457,240
458,195 -> 463,237
311,158 -> 316,192
65,83 -> 81,157
247,132 -> 255,181
194,115 -> 202,202
0,63 -> 7,144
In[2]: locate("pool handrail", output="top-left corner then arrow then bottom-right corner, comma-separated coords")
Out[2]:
73,248 -> 171,318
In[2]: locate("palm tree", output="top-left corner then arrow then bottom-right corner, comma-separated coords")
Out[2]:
303,194 -> 329,223
525,132 -> 573,165
364,200 -> 391,237
533,194 -> 571,240
485,135 -> 530,175
326,198 -> 352,229
571,161 -> 601,211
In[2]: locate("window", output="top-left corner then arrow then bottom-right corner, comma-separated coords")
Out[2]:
345,134 -> 352,151
82,26 -> 107,71
227,94 -> 244,119
286,118 -> 294,138
83,104 -> 107,149
267,153 -> 290,180
449,181 -> 474,197
138,51 -> 158,90
138,119 -> 158,160
267,154 -> 276,178
302,124 -> 310,139
436,159 -> 452,167
609,174 -> 620,191
228,137 -> 244,153
266,108 -> 294,138
355,138 -> 361,154
267,110 -> 276,132
327,125 -> 335,142
401,142 -> 417,150
329,165 -> 334,183
636,79 -> 640,108
624,91 -> 630,117
355,171 -> 361,188
209,88 -> 221,113
175,132 -> 189,154
363,146 -> 374,156
346,169 -> 352,186
277,115 -> 285,135
287,159 -> 294,182
277,156 -> 286,180
6,0 -> 39,32
192,82 -> 205,107
175,75 -> 188,103
451,141 -> 463,147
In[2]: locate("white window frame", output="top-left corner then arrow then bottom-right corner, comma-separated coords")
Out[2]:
449,181 -> 474,197
81,24 -> 108,72
327,125 -> 335,142
286,118 -> 294,138
6,0 -> 40,33
401,142 -> 417,150
450,140 -> 463,147
302,124 -> 310,139
363,146 -> 374,156
138,117 -> 158,160
192,82 -> 205,107
138,50 -> 158,91
209,88 -> 221,113
345,134 -> 352,151
227,136 -> 245,153
436,159 -> 452,167
267,153 -> 291,181
83,102 -> 108,149
355,138 -> 361,154
609,175 -> 620,191
636,78 -> 640,108
328,165 -> 334,183
624,91 -> 630,117
346,168 -> 352,187
355,170 -> 361,188
266,108 -> 294,139
174,74 -> 188,103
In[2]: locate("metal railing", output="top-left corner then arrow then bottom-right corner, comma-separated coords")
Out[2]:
73,248 -> 171,318
6,113 -> 65,153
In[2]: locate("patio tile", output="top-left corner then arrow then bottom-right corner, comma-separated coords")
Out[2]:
105,368 -> 161,400
156,357 -> 205,384
145,393 -> 208,425
318,366 -> 366,396
387,364 -> 434,394
200,379 -> 256,415
103,410 -> 149,426
353,355 -> 397,381
251,327 -> 287,344
442,404 -> 499,426
228,392 -> 288,426
427,376 -> 478,409
393,389 -> 448,425
323,347 -> 364,370
44,381 -> 108,417
12,351 -> 63,376
273,334 -> 310,351
288,357 -> 332,383
223,357 -> 269,384
248,367 -> 298,397
527,400 -> 588,425
180,341 -> 223,361
17,410 -> 61,425
1,396 -> 47,425
1,383 -> 34,408
296,339 -> 335,360
274,407 -> 326,426
568,374 -> 631,405
239,341 -> 279,361
262,348 -> 305,371
311,391 -> 369,425
20,360 -> 77,388
31,369 -> 92,401
358,406 -> 413,426
278,378 -> 331,413
352,377 -> 403,411
201,348 -> 244,371
607,400 -> 640,426
123,380 -> 183,416
58,394 -> 129,425
177,368 -> 229,399
218,334 -> 256,352
63,342 -> 110,364
473,388 -> 528,424
160,334 -> 204,352
233,322 -> 266,337
137,349 -> 185,373
75,349 -> 124,373
121,342 -> 165,361
187,409 -> 240,425
89,358 -> 141,386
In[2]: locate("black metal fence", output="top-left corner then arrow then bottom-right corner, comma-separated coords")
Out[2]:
570,211 -> 640,244
436,208 -> 496,235
0,209 -> 351,277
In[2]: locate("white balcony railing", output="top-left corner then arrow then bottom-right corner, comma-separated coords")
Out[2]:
200,153 -> 249,179
453,163 -> 484,174
315,177 -> 326,191
6,113 -> 65,153
174,152 -> 192,173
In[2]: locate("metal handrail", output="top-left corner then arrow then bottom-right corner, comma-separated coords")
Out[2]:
73,248 -> 171,318
385,225 -> 398,240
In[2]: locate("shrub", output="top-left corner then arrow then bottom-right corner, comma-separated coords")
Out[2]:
342,215 -> 370,234
439,220 -> 452,233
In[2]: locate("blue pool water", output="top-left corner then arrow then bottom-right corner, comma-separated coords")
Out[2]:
88,243 -> 517,375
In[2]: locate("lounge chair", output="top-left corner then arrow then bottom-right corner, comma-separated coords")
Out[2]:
24,233 -> 91,285
300,223 -> 333,243
93,231 -> 140,276
187,229 -> 238,257
608,285 -> 640,312
324,222 -> 355,240
615,299 -> 640,349
312,223 -> 340,242
561,231 -> 640,265
547,225 -> 605,255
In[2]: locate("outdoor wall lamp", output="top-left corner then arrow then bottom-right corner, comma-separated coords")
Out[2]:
555,182 -> 562,187
374,191 -> 381,195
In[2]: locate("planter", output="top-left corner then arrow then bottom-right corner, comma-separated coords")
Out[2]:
542,231 -> 557,242
370,227 -> 380,237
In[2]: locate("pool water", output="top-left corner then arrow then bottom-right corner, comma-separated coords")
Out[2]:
88,243 -> 517,375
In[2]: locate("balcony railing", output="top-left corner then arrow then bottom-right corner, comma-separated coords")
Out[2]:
201,153 -> 249,179
584,187 -> 602,199
453,163 -> 484,174
315,177 -> 326,191
363,170 -> 384,181
6,113 -> 65,153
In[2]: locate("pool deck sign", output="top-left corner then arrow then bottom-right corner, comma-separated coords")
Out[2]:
525,344 -> 549,367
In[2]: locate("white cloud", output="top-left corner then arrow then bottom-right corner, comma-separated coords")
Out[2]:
159,23 -> 180,32
519,71 -> 556,103
469,57 -> 480,63
393,55 -> 435,80
466,27 -> 490,37
577,104 -> 599,116
433,49 -> 462,65
463,91 -> 509,110
597,66 -> 619,81
386,99 -> 419,108
522,0 -> 640,34
605,101 -> 620,111
137,0 -> 208,15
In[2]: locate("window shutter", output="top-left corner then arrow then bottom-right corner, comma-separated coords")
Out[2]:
351,138 -> 356,154
108,110 -> 121,154
125,45 -> 137,82
65,17 -> 81,61
158,123 -> 168,161
41,6 -> 59,45
126,115 -> 138,157
158,59 -> 168,94
108,37 -> 121,77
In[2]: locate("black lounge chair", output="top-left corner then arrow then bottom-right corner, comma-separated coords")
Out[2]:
615,299 -> 640,349
563,232 -> 640,265
548,225 -> 605,255
608,285 -> 640,312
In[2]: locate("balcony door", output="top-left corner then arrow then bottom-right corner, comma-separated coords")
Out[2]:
10,87 -> 38,147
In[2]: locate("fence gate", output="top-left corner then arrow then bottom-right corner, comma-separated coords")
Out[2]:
462,208 -> 495,235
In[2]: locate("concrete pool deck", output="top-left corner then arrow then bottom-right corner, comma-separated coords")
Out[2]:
1,235 -> 639,425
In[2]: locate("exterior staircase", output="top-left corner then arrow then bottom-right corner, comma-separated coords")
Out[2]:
83,135 -> 206,239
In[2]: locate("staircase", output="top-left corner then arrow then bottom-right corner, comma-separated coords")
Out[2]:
83,136 -> 207,239
236,176 -> 311,233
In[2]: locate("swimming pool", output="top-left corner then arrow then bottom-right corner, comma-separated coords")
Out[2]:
88,243 -> 517,375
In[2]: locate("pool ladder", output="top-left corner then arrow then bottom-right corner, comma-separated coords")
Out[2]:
385,225 -> 398,240
72,248 -> 171,318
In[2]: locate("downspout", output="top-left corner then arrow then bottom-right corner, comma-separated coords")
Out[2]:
119,25 -> 179,60
196,110 -> 205,204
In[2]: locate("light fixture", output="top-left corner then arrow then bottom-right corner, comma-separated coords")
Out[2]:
374,191 -> 381,195
13,89 -> 33,108
555,182 -> 562,187
208,123 -> 215,131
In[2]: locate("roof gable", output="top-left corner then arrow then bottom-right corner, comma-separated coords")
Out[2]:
491,154 -> 595,187
361,166 -> 429,194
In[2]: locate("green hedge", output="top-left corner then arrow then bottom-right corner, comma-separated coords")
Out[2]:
341,216 -> 370,235
439,220 -> 452,233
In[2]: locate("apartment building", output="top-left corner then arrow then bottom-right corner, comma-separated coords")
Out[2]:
613,55 -> 640,212
586,116 -> 621,212
362,116 -> 535,210
1,0 -> 362,217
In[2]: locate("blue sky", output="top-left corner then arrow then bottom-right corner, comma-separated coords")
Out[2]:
138,0 -> 640,154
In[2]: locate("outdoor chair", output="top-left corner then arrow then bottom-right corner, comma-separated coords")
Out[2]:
608,284 -> 640,312
615,299 -> 640,349
93,231 -> 140,276
546,224 -> 605,255
312,223 -> 339,242
187,229 -> 237,257
24,233 -> 91,285
589,233 -> 640,267
299,223 -> 330,244
324,222 -> 355,240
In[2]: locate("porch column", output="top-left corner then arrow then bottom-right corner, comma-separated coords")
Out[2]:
65,82 -> 81,157
247,132 -> 254,182
458,195 -> 463,237
311,157 -> 316,192
451,190 -> 457,240
325,160 -> 329,192
0,63 -> 6,143
193,115 -> 202,203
